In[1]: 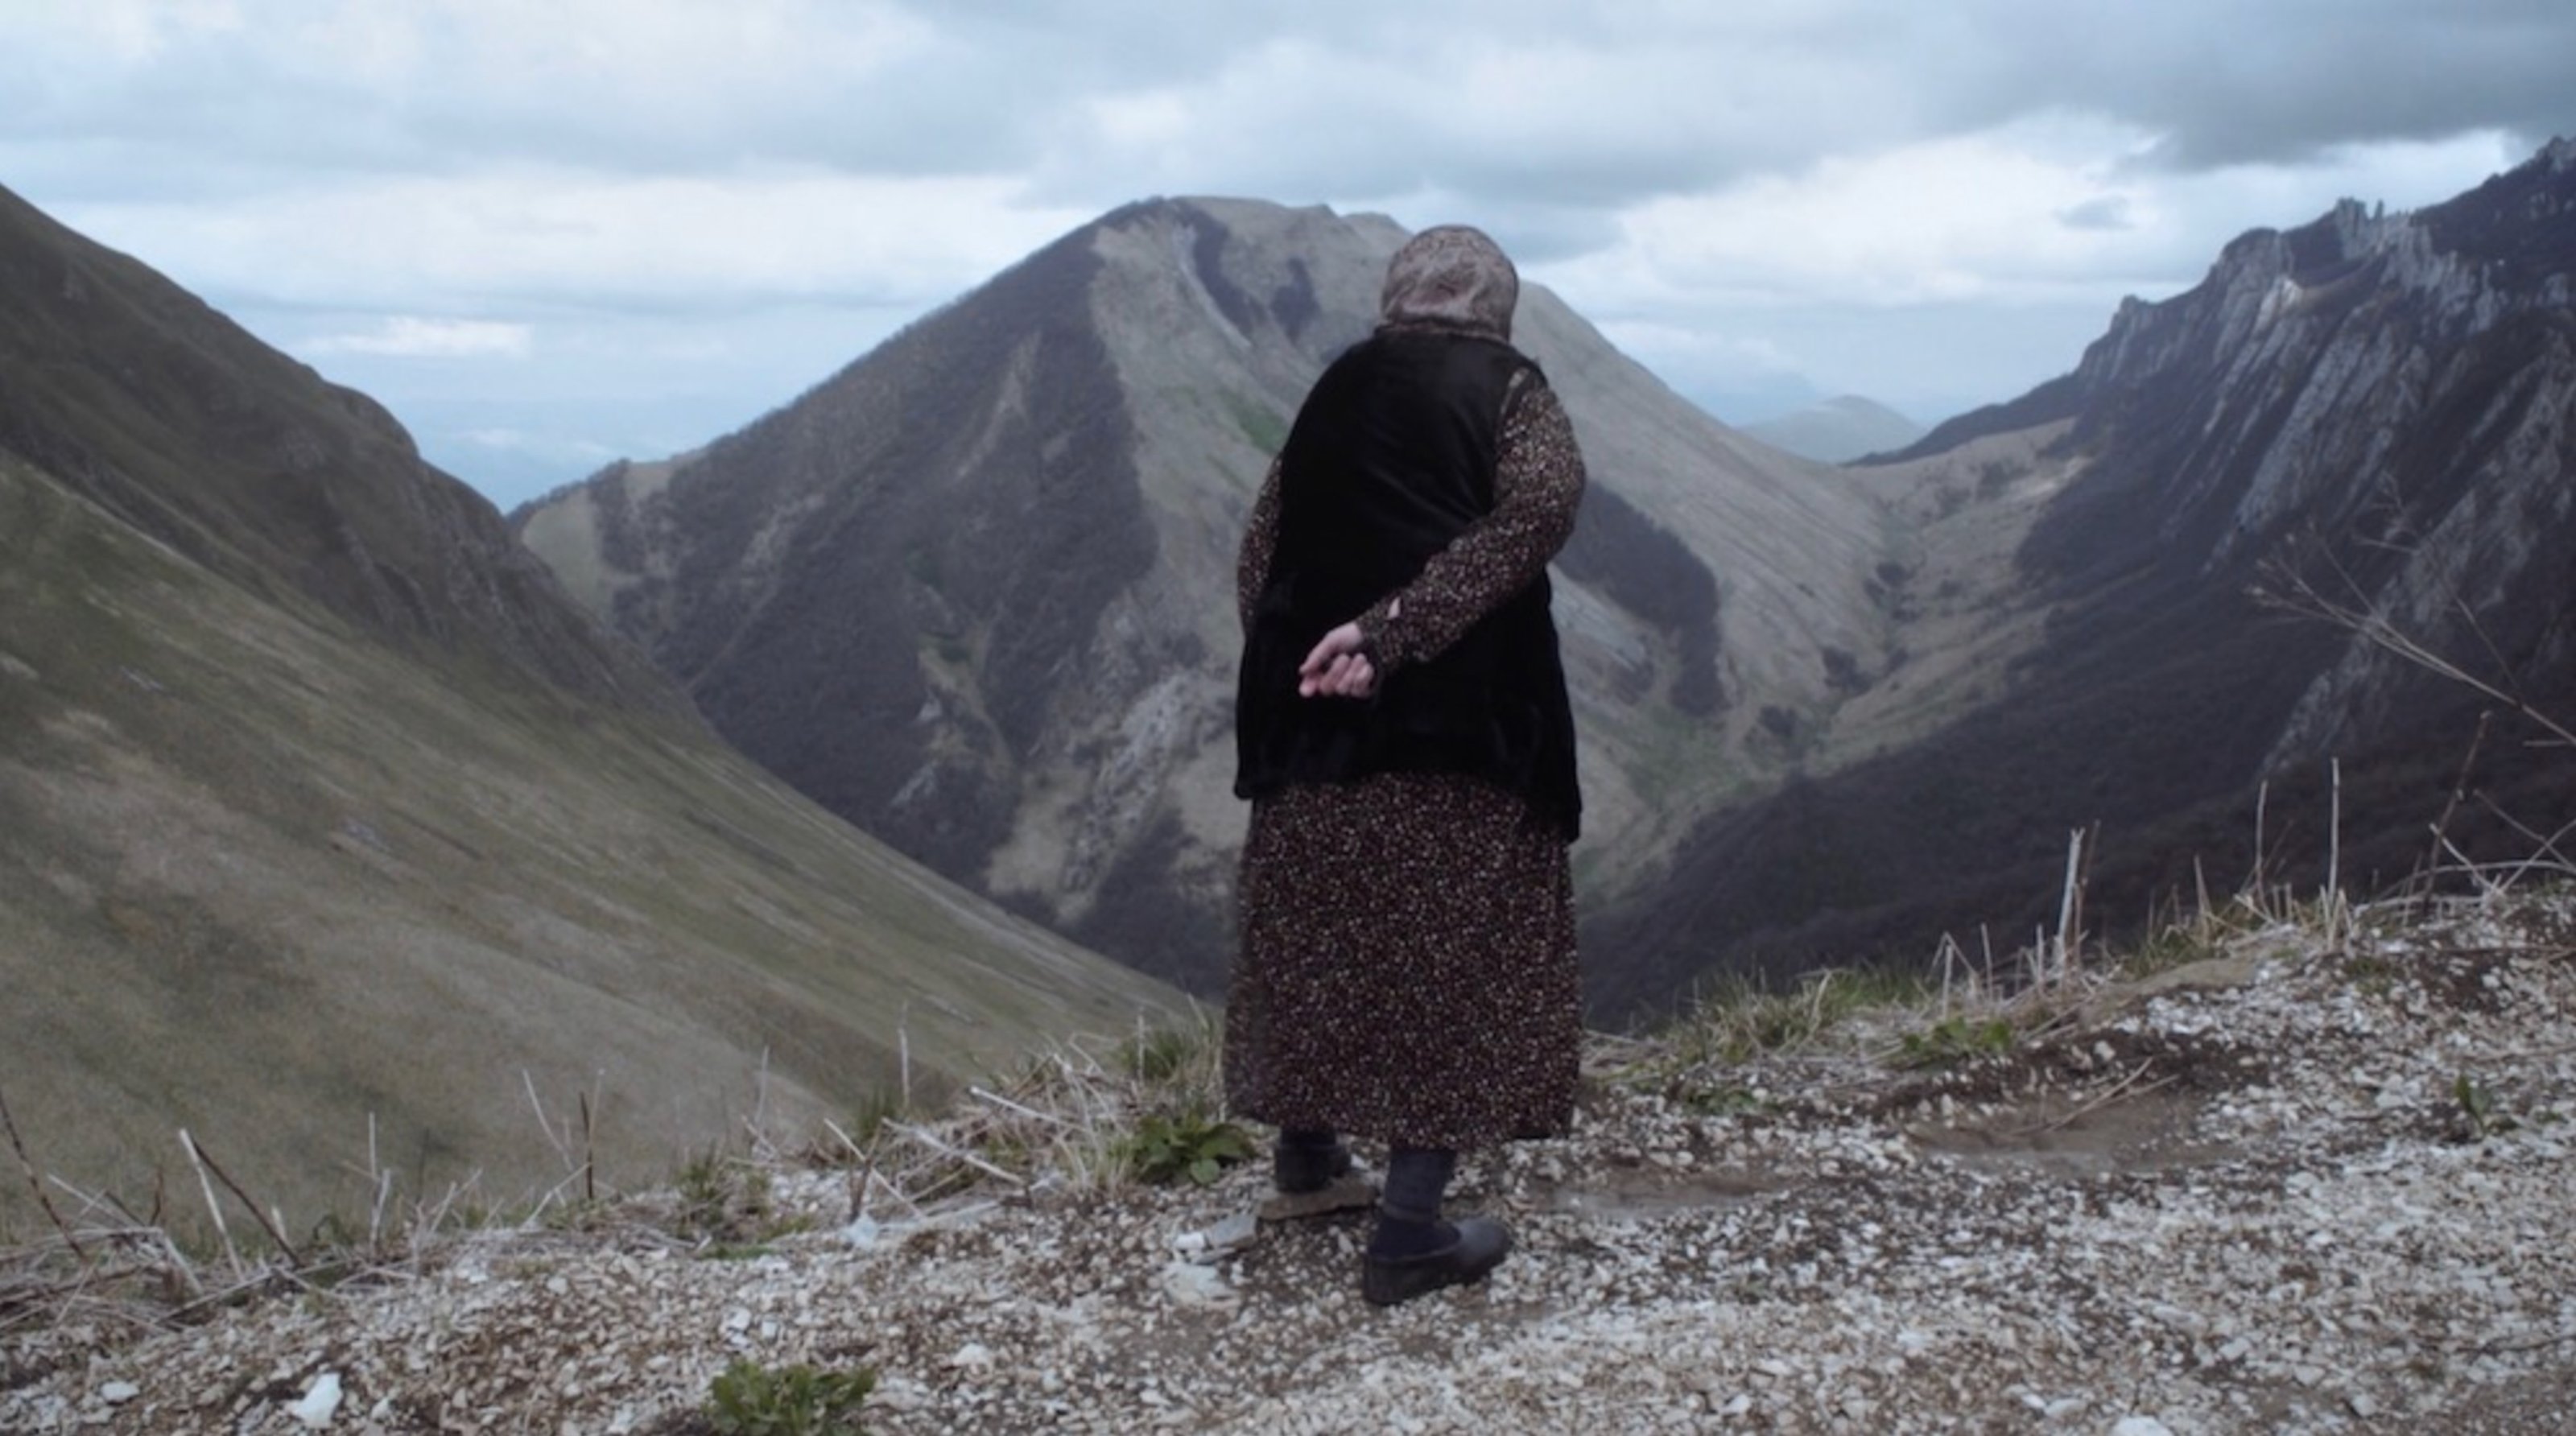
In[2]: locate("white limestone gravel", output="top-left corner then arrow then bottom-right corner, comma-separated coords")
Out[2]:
7,893 -> 2574,1433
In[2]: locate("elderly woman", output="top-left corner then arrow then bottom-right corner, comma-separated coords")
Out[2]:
1228,225 -> 1587,1306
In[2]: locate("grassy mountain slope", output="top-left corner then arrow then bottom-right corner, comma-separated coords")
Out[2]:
0,184 -> 664,711
0,188 -> 1182,1224
0,456 -> 1179,1223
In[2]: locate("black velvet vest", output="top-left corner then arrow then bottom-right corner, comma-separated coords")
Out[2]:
1234,329 -> 1582,840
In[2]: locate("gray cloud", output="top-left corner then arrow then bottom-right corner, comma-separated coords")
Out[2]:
12,2 -> 2570,223
7,0 -> 2567,507
2057,196 -> 2135,233
1942,0 -> 2575,170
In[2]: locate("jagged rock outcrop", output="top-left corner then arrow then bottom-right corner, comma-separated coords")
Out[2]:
1998,142 -> 2576,764
1593,139 -> 2576,1016
516,197 -> 1893,994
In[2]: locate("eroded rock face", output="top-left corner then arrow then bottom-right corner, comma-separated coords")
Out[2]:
2017,157 -> 2576,767
517,197 -> 1889,994
1591,142 -> 2576,1016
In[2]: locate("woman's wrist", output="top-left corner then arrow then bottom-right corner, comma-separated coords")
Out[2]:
1359,597 -> 1403,669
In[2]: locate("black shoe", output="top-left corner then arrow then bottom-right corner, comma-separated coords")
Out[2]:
1362,1217 -> 1512,1306
1273,1137 -> 1354,1195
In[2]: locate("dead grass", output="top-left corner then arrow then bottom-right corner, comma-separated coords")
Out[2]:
0,1003 -> 1235,1371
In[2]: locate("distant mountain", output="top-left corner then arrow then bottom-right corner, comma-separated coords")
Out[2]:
1591,138 -> 2576,1013
1743,395 -> 1926,464
515,197 -> 1899,995
0,194 -> 668,712
0,184 -> 1180,1221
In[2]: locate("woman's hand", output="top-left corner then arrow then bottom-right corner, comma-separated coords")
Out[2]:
1297,621 -> 1378,699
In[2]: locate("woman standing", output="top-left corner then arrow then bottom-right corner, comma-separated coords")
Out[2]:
1228,225 -> 1587,1307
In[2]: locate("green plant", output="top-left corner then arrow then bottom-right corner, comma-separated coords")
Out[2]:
705,1359 -> 876,1436
1673,1083 -> 1777,1118
844,1088 -> 906,1151
675,1151 -> 779,1246
2343,952 -> 2402,997
1898,1014 -> 2019,1068
1667,966 -> 1934,1067
2455,1073 -> 2519,1140
1120,1108 -> 1254,1186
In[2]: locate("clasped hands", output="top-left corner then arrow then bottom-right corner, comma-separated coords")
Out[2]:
1297,621 -> 1378,699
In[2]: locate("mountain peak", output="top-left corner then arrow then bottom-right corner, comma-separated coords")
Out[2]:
518,194 -> 1888,999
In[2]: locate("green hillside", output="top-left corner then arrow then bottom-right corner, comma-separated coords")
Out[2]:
0,452 -> 1181,1224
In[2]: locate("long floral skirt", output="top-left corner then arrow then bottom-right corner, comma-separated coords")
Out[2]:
1224,770 -> 1580,1150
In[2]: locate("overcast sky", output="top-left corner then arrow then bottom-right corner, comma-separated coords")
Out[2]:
6,1 -> 2570,507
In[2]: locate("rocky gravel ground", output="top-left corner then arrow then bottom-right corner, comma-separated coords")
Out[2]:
8,893 -> 2576,1433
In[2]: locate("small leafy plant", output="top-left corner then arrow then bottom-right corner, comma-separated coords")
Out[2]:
1674,1083 -> 1777,1119
705,1359 -> 877,1436
1120,1108 -> 1255,1186
675,1150 -> 787,1247
2455,1073 -> 2519,1140
1898,1014 -> 2018,1069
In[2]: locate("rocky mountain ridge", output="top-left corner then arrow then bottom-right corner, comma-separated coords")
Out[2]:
1592,138 -> 2576,1013
521,147 -> 2576,1019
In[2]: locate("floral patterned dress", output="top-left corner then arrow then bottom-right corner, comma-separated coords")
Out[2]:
1225,364 -> 1587,1149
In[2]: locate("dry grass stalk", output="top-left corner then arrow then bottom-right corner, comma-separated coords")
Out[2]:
176,1129 -> 242,1279
2020,1063 -> 2174,1137
2256,548 -> 2576,753
5,1018 -> 1237,1353
185,1131 -> 302,1268
2049,825 -> 2099,986
1,1086 -> 86,1265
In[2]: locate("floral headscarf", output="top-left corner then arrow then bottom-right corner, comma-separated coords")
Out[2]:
1378,225 -> 1518,341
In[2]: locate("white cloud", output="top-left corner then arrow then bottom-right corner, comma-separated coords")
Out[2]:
49,167 -> 1091,319
1528,115 -> 2215,315
308,316 -> 533,358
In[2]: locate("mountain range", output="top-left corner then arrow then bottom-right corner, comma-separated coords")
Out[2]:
9,134 -> 2570,1230
0,183 -> 1179,1223
522,143 -> 2576,1021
